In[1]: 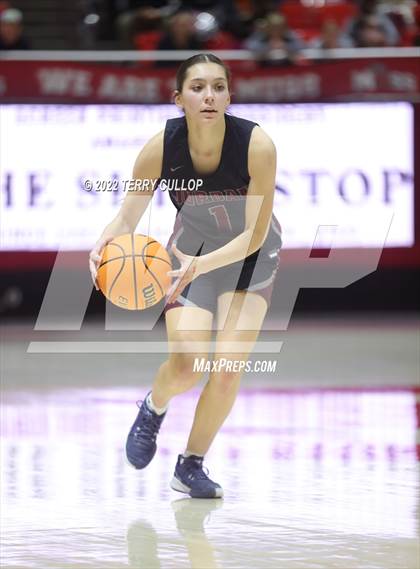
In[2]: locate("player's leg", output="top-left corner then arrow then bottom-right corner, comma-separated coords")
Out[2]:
126,305 -> 213,470
151,306 -> 213,407
170,291 -> 268,499
185,291 -> 268,456
184,252 -> 280,460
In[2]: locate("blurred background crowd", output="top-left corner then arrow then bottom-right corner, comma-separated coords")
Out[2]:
0,0 -> 419,64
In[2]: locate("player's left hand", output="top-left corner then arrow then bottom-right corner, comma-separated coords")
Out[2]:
166,244 -> 204,304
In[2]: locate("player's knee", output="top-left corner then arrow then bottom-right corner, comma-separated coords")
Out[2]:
168,352 -> 204,387
211,368 -> 241,395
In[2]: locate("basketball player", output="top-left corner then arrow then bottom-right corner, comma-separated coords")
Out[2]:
89,54 -> 282,499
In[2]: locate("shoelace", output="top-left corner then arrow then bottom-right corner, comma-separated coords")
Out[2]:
133,401 -> 163,443
184,459 -> 211,481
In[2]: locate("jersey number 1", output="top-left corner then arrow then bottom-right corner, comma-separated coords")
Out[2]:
209,205 -> 233,231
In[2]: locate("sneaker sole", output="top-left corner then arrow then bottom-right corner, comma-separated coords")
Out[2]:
170,476 -> 224,499
126,457 -> 141,470
125,444 -> 157,470
125,456 -> 154,470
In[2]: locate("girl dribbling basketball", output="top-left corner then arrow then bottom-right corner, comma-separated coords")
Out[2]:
89,53 -> 282,499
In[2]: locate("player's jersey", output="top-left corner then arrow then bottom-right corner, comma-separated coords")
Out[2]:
160,113 -> 282,261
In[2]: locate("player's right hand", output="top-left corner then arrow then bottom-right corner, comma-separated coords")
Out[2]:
89,236 -> 114,290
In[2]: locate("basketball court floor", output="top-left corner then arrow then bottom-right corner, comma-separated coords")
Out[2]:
1,314 -> 419,568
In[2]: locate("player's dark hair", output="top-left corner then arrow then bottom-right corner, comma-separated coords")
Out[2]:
175,53 -> 231,92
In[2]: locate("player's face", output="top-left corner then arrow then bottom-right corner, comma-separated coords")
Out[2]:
177,63 -> 230,122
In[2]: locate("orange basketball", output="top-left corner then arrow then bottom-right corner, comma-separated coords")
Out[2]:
96,234 -> 172,310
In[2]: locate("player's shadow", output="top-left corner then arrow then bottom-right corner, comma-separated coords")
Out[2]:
126,498 -> 223,568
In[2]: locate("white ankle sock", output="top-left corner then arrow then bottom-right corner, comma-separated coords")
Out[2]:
146,393 -> 168,415
183,451 -> 204,458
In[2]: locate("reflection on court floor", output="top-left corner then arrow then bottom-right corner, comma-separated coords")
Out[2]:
2,388 -> 419,568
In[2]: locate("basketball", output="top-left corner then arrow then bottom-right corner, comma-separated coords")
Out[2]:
96,234 -> 172,310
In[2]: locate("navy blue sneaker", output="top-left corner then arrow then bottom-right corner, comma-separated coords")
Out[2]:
126,393 -> 167,469
170,454 -> 224,499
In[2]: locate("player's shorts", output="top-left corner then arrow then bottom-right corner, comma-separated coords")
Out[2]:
165,247 -> 281,315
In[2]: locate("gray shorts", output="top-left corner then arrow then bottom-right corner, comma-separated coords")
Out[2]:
165,248 -> 281,315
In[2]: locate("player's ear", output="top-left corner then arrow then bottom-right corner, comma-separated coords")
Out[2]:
174,90 -> 183,111
224,85 -> 231,108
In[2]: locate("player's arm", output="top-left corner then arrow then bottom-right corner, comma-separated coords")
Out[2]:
89,130 -> 163,288
101,129 -> 163,236
244,126 -> 276,252
199,126 -> 276,273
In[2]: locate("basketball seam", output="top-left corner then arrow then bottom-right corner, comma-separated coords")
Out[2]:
106,242 -> 126,255
131,234 -> 139,310
108,255 -> 126,302
140,240 -> 165,298
98,242 -> 126,269
99,254 -> 171,269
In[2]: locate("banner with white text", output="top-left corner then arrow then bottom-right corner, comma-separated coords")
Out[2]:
0,102 -> 413,251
